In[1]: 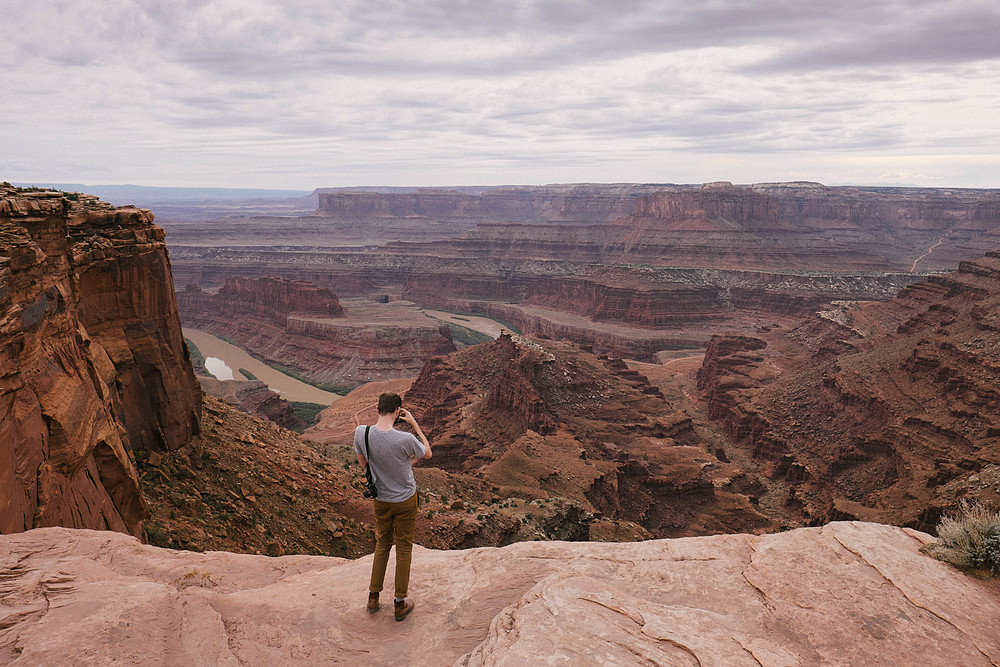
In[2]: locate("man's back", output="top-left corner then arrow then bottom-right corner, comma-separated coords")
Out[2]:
354,425 -> 425,504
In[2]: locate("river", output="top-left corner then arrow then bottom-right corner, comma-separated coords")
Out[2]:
182,328 -> 340,405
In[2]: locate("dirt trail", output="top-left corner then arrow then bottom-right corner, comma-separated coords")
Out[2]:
910,232 -> 950,272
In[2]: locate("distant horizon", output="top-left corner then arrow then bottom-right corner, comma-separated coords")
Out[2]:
10,178 -> 1000,199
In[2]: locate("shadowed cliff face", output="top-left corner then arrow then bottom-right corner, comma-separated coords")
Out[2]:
697,252 -> 1000,531
0,185 -> 200,537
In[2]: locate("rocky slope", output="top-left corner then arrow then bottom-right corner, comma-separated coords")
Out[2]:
2,522 -> 997,665
197,376 -> 305,431
0,185 -> 200,538
398,333 -> 774,538
139,395 -> 370,558
697,252 -> 1000,531
178,277 -> 456,391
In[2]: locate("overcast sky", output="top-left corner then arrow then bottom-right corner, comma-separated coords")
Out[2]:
3,1 -> 999,190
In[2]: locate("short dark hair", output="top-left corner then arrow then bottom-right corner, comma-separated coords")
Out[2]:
377,392 -> 403,415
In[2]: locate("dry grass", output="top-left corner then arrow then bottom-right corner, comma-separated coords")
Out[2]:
925,500 -> 1000,575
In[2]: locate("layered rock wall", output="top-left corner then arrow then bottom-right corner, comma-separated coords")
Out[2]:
315,186 -> 643,224
0,186 -> 199,537
697,252 -> 1000,529
178,278 -> 456,390
185,276 -> 344,327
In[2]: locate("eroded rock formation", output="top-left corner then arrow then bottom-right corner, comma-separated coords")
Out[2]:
697,252 -> 1000,530
2,522 -> 997,665
178,277 -> 456,391
197,376 -> 305,431
401,333 -> 773,537
167,181 -> 1000,359
0,185 -> 200,537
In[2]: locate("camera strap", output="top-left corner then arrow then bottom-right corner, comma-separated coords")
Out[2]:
364,425 -> 377,493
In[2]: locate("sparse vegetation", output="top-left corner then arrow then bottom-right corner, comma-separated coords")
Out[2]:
290,401 -> 327,428
924,500 -> 1000,575
267,361 -> 343,393
145,520 -> 169,547
239,368 -> 258,381
185,338 -> 205,367
447,323 -> 494,347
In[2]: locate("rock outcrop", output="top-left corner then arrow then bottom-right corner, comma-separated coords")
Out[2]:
178,278 -> 456,391
697,252 -> 1000,530
0,185 -> 200,538
197,376 -> 305,431
2,522 -> 997,665
401,333 -> 773,537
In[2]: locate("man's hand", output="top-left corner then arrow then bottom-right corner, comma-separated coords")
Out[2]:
399,408 -> 432,460
399,408 -> 417,426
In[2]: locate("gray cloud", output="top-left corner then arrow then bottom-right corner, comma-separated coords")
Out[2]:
2,0 -> 999,188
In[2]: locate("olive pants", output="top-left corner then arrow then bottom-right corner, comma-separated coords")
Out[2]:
369,493 -> 418,599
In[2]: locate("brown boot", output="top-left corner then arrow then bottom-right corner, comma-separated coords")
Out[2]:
367,592 -> 380,613
394,598 -> 414,622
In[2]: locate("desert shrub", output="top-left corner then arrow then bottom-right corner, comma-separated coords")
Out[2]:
145,521 -> 169,547
447,323 -> 494,347
291,401 -> 327,428
925,500 -> 1000,574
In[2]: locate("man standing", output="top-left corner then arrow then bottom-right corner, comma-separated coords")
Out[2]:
354,392 -> 431,621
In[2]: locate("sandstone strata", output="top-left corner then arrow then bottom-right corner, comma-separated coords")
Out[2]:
2,522 -> 997,665
400,333 -> 773,537
166,181 -> 1000,359
697,252 -> 1000,530
178,277 -> 456,390
0,185 -> 199,538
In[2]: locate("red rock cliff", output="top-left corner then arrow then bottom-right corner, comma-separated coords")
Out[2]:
0,185 -> 200,537
206,276 -> 344,326
314,185 -> 644,224
697,252 -> 1000,530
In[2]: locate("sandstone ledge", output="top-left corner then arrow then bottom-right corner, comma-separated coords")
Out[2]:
1,522 -> 998,665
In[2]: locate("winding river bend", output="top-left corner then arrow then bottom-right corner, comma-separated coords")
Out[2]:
183,328 -> 340,405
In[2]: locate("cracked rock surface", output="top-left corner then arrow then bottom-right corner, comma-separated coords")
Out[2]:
2,522 -> 998,665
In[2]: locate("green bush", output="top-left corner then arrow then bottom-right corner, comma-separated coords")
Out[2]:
239,368 -> 258,381
290,402 -> 328,430
145,521 -> 169,547
925,500 -> 1000,574
448,323 -> 494,347
185,338 -> 205,367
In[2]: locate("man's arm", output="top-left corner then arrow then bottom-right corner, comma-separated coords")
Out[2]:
353,427 -> 368,467
400,408 -> 432,459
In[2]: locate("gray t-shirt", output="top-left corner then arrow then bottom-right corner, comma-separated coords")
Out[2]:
353,425 -> 427,503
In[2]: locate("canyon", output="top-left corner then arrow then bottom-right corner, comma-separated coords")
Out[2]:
697,251 -> 1000,532
178,276 -> 456,392
3,182 -> 1000,663
166,182 -> 1000,360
